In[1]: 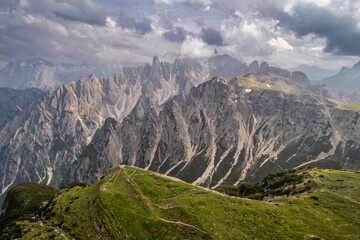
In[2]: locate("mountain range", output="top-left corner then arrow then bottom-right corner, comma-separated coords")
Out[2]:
0,55 -> 360,204
0,58 -> 124,91
69,75 -> 360,189
288,64 -> 337,83
322,61 -> 360,94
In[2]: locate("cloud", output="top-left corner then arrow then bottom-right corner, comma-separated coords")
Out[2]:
200,27 -> 224,46
154,0 -> 214,8
220,16 -> 275,57
156,9 -> 174,30
276,2 -> 360,56
106,17 -> 116,28
194,18 -> 205,26
0,0 -> 178,65
268,37 -> 293,50
163,26 -> 188,42
12,0 -> 108,26
180,35 -> 213,58
115,10 -> 152,34
0,0 -> 359,70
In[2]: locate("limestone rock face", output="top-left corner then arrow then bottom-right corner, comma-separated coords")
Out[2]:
0,55 -> 255,200
69,76 -> 360,189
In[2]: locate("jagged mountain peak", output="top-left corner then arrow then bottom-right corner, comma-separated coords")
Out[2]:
291,71 -> 310,85
152,55 -> 161,67
259,61 -> 269,69
68,72 -> 360,189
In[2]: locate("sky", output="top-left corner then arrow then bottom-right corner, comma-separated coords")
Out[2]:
0,0 -> 360,71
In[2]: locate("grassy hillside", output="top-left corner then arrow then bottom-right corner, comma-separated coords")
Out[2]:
339,103 -> 360,111
1,166 -> 359,239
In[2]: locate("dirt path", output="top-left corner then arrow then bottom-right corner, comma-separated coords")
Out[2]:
120,166 -> 216,239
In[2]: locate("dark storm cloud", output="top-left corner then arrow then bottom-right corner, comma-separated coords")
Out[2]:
156,9 -> 191,43
200,27 -> 224,46
9,0 -> 108,26
209,0 -> 360,57
276,3 -> 360,56
51,4 -> 106,26
116,10 -> 152,34
163,27 -> 188,43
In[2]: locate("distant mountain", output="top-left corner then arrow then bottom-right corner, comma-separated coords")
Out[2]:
1,166 -> 359,239
289,64 -> 337,83
323,61 -> 360,94
0,58 -> 124,90
0,58 -> 57,90
0,88 -> 44,130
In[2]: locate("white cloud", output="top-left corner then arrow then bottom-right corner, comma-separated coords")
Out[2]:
105,17 -> 116,28
153,0 -> 214,6
220,16 -> 276,57
302,0 -> 330,7
180,35 -> 213,58
268,37 -> 294,50
153,0 -> 174,5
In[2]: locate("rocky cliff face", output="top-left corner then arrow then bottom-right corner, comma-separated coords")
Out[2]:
0,88 -> 44,130
0,55 -> 255,200
70,76 -> 360,188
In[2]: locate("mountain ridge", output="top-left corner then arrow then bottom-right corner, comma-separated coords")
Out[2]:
323,60 -> 360,94
69,76 -> 360,189
1,166 -> 359,239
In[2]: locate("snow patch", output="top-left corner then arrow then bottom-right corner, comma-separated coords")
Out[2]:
245,89 -> 252,93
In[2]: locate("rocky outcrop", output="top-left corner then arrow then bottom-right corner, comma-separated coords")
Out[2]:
69,76 -> 360,189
